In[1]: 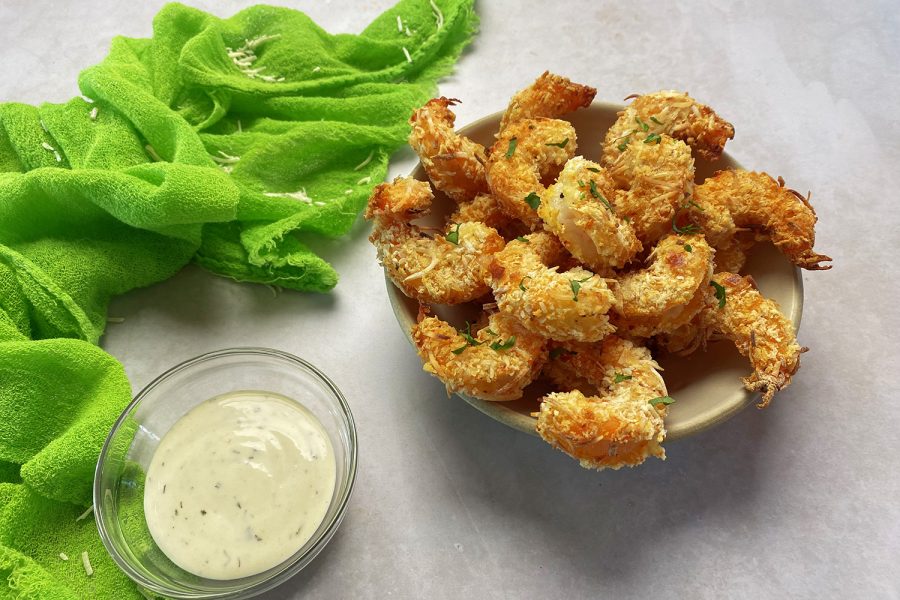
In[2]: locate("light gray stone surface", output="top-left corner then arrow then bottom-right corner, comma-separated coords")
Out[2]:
2,1 -> 898,598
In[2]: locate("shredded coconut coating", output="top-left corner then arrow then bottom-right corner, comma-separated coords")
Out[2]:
602,90 -> 734,164
536,337 -> 668,470
606,134 -> 695,245
409,97 -> 488,203
489,233 -> 615,342
449,193 -> 514,233
613,234 -> 713,336
487,118 -> 577,229
702,272 -> 805,407
539,157 -> 641,273
499,71 -> 596,134
690,170 -> 832,270
364,177 -> 433,222
412,311 -> 548,401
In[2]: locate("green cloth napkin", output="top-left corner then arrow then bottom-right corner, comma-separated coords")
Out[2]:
0,1 -> 477,597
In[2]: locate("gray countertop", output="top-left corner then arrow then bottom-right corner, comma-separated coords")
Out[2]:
3,0 -> 898,598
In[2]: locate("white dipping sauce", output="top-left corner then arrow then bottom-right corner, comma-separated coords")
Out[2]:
144,391 -> 336,580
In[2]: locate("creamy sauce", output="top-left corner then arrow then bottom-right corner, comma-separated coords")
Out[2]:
144,391 -> 336,580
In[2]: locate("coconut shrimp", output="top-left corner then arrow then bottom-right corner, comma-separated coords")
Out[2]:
602,90 -> 735,164
412,309 -> 548,401
448,193 -> 515,233
539,157 -> 642,273
499,71 -> 596,134
536,336 -> 669,470
689,170 -> 832,270
409,97 -> 488,203
606,134 -> 695,245
488,233 -> 615,342
366,177 -> 505,304
612,234 -> 714,337
486,118 -> 577,229
702,272 -> 805,407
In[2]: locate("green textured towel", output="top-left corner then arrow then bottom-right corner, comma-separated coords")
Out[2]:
0,1 -> 478,597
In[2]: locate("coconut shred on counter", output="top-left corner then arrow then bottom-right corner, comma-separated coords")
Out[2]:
143,391 -> 336,580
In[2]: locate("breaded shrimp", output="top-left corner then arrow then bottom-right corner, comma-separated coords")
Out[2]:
411,310 -> 548,401
488,233 -> 615,342
536,336 -> 668,470
486,118 -> 577,229
366,178 -> 505,304
612,234 -> 714,337
499,71 -> 597,134
690,170 -> 832,270
606,134 -> 695,245
702,272 -> 805,407
602,90 -> 735,164
539,157 -> 642,273
449,193 -> 514,233
409,97 -> 488,203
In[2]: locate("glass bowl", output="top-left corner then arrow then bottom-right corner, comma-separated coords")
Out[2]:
94,348 -> 357,599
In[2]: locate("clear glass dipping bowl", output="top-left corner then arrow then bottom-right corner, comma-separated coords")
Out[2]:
94,348 -> 357,599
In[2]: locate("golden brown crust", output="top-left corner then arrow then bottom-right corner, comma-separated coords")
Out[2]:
499,71 -> 596,134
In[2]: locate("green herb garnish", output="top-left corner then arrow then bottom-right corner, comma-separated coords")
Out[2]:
710,280 -> 727,309
524,192 -> 541,210
614,373 -> 632,383
635,116 -> 649,132
650,116 -> 664,125
588,180 -> 614,212
546,138 -> 569,148
617,137 -> 631,152
684,243 -> 693,253
515,236 -> 529,243
506,137 -> 518,158
459,321 -> 482,347
484,328 -> 498,337
686,199 -> 705,212
451,344 -> 469,355
569,275 -> 593,301
649,396 -> 676,406
586,167 -> 601,173
445,223 -> 461,245
519,276 -> 531,292
672,207 -> 701,234
490,336 -> 516,351
644,132 -> 662,144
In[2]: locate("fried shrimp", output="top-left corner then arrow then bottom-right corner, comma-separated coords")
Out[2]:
539,157 -> 642,273
409,97 -> 488,203
613,234 -> 714,337
536,336 -> 668,470
499,71 -> 596,134
488,233 -> 615,342
486,118 -> 577,229
602,90 -> 735,164
702,272 -> 805,407
606,134 -> 695,245
366,178 -> 505,304
411,310 -> 548,401
690,170 -> 832,270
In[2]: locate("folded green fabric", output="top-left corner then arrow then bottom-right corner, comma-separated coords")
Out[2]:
0,1 -> 478,597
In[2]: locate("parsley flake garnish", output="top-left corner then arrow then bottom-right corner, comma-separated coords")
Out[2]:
524,192 -> 541,210
569,275 -> 593,302
506,137 -> 518,158
684,243 -> 693,253
588,180 -> 614,212
515,236 -> 529,243
710,280 -> 727,309
451,344 -> 469,355
635,116 -> 649,132
545,138 -> 569,148
519,276 -> 531,292
650,116 -> 664,125
672,207 -> 701,234
459,321 -> 482,347
649,396 -> 676,406
644,132 -> 662,144
586,167 -> 601,173
490,336 -> 516,351
484,328 -> 498,337
445,223 -> 461,245
617,137 -> 631,152
686,199 -> 705,212
614,373 -> 632,383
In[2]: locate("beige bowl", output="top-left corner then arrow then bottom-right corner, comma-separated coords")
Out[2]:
386,102 -> 803,440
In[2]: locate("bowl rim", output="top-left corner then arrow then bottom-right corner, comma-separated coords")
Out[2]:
93,347 -> 358,599
388,100 -> 804,441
